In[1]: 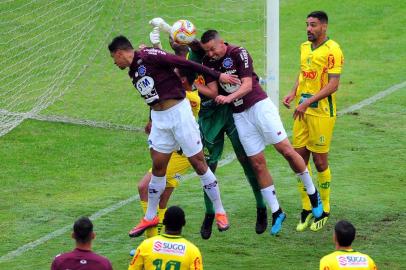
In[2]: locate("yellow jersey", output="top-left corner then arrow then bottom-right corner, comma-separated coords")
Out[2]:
128,234 -> 203,270
186,90 -> 200,118
296,39 -> 344,117
320,249 -> 377,270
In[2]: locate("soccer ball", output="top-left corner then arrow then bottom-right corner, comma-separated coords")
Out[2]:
170,19 -> 196,45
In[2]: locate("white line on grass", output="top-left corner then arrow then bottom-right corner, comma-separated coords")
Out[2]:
1,81 -> 405,262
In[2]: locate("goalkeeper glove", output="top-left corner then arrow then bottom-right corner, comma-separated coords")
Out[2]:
149,27 -> 162,49
149,17 -> 172,34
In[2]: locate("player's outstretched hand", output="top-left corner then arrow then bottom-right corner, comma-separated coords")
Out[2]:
149,17 -> 172,34
219,73 -> 240,85
282,92 -> 295,109
149,27 -> 161,45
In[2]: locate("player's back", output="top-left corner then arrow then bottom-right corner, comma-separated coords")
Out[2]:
320,249 -> 377,270
129,234 -> 203,270
51,248 -> 112,270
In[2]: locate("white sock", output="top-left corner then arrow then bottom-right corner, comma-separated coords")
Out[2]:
145,175 -> 166,220
261,185 -> 280,213
297,168 -> 316,195
199,168 -> 225,214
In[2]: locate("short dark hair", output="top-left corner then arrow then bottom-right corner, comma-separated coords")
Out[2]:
108,35 -> 133,53
73,216 -> 93,243
335,220 -> 356,247
200,30 -> 219,44
178,68 -> 196,86
307,11 -> 328,24
163,206 -> 186,231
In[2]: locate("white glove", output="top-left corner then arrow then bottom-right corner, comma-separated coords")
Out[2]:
149,17 -> 172,34
149,27 -> 161,46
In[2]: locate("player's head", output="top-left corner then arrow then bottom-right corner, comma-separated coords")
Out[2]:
200,30 -> 226,60
72,216 -> 95,244
108,35 -> 134,70
306,11 -> 328,42
163,206 -> 186,233
178,68 -> 196,91
334,220 -> 356,247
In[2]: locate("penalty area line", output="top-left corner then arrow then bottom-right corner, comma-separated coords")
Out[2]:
0,81 -> 405,263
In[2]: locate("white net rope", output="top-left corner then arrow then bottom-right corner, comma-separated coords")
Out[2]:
0,0 -> 265,137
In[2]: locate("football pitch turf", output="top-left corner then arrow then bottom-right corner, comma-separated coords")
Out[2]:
1,0 -> 405,269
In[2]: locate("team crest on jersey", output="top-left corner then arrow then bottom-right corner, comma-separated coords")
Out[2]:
222,57 -> 233,68
337,255 -> 368,267
153,240 -> 186,255
138,65 -> 146,76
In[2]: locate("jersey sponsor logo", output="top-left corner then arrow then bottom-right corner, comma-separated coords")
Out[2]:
328,54 -> 335,69
222,57 -> 233,68
138,65 -> 146,76
153,240 -> 186,255
302,70 -> 317,80
144,48 -> 167,56
337,255 -> 368,267
239,47 -> 249,68
135,76 -> 160,104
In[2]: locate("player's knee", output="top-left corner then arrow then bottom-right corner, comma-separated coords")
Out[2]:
249,156 -> 267,174
314,160 -> 328,172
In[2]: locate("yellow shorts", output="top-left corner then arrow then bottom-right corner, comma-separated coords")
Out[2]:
292,114 -> 336,153
148,151 -> 192,188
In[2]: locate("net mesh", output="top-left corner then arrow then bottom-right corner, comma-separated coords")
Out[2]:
0,0 -> 266,137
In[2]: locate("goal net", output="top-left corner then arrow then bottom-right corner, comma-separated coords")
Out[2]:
0,0 -> 267,137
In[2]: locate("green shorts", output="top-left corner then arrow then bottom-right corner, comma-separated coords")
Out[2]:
198,104 -> 246,165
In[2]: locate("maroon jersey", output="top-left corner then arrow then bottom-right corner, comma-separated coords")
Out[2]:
202,44 -> 267,113
129,47 -> 221,106
51,248 -> 113,270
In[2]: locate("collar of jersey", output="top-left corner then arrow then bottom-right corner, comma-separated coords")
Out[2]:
310,37 -> 330,51
161,233 -> 183,239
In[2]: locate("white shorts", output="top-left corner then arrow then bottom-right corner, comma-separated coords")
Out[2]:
149,98 -> 202,157
233,98 -> 287,156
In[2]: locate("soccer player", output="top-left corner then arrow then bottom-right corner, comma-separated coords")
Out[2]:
137,68 -> 200,238
108,35 -> 238,237
199,29 -> 323,235
51,217 -> 113,270
128,206 -> 203,270
136,31 -> 201,238
283,11 -> 344,232
320,220 -> 377,270
149,18 -> 268,239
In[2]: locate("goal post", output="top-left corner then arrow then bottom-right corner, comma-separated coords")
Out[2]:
266,0 -> 280,109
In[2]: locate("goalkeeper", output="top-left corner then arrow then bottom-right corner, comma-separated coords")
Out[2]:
150,18 -> 268,239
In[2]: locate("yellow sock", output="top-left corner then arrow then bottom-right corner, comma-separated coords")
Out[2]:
157,208 -> 167,235
140,201 -> 158,238
317,167 -> 331,213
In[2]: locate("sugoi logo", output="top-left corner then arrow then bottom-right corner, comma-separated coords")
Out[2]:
153,240 -> 186,255
138,65 -> 146,76
302,70 -> 317,79
222,57 -> 233,68
337,255 -> 368,267
153,241 -> 163,251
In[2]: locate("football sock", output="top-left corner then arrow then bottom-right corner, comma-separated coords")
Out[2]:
318,167 -> 331,213
157,207 -> 167,235
199,168 -> 225,214
297,168 -> 316,195
140,200 -> 157,238
297,180 -> 312,211
261,185 -> 280,213
203,191 -> 216,215
145,175 -> 166,220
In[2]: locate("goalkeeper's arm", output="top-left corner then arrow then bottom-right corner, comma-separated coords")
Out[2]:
149,17 -> 172,34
